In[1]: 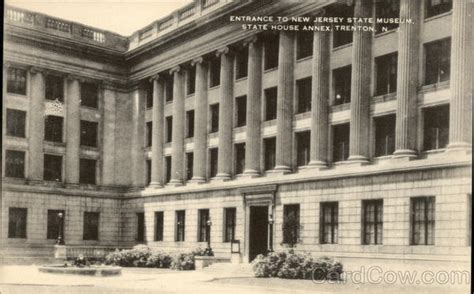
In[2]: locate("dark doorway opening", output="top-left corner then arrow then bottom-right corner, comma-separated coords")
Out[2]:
249,206 -> 268,261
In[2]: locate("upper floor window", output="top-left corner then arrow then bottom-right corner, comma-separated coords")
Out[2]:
296,131 -> 310,167
425,0 -> 452,18
80,120 -> 98,147
44,115 -> 63,143
234,143 -> 245,175
80,82 -> 99,108
264,34 -> 279,70
296,31 -> 313,60
145,81 -> 153,109
332,4 -> 354,48
198,209 -> 210,242
374,115 -> 395,157
375,0 -> 400,33
154,211 -> 164,241
186,110 -> 195,138
209,56 -> 221,88
333,123 -> 350,162
6,109 -> 26,138
320,202 -> 338,244
423,105 -> 449,151
411,196 -> 435,245
44,154 -> 62,182
186,152 -> 193,181
362,200 -> 383,245
296,77 -> 312,114
45,75 -> 64,102
187,67 -> 196,95
425,38 -> 451,85
165,116 -> 173,143
235,47 -> 248,79
165,156 -> 172,184
146,121 -> 152,147
333,65 -> 351,105
210,104 -> 219,133
7,67 -> 27,95
375,53 -> 398,96
264,87 -> 277,121
146,159 -> 151,186
5,150 -> 25,178
79,158 -> 96,185
8,207 -> 27,238
235,95 -> 247,127
165,75 -> 174,102
263,137 -> 276,171
83,212 -> 99,241
209,148 -> 218,178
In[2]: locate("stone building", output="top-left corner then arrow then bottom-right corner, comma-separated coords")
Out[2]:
2,0 -> 472,271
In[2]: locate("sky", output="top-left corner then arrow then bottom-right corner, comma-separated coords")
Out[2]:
6,0 -> 194,36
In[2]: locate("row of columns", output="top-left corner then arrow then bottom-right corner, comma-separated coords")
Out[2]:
146,0 -> 471,187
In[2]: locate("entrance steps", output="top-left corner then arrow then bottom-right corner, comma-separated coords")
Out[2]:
201,262 -> 254,278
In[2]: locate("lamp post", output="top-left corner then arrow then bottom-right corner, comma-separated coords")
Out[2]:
205,218 -> 214,256
268,214 -> 274,253
56,212 -> 64,245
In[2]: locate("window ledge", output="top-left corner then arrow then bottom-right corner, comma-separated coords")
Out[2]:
262,119 -> 276,127
263,67 -> 277,73
186,93 -> 195,98
164,142 -> 172,148
294,111 -> 311,120
165,100 -> 173,105
331,103 -> 350,112
209,85 -> 220,90
332,42 -> 352,51
80,146 -> 99,151
184,137 -> 194,143
373,92 -> 396,103
5,135 -> 26,140
235,76 -> 248,82
208,132 -> 218,138
146,106 -> 153,110
6,92 -> 27,98
374,28 -> 397,38
234,125 -> 246,131
296,55 -> 312,63
80,105 -> 100,112
419,81 -> 450,93
424,11 -> 452,23
44,141 -> 66,147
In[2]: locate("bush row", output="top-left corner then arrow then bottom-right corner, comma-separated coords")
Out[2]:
251,251 -> 343,280
104,245 -> 207,270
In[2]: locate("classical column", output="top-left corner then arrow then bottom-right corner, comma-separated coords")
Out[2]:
28,67 -> 45,181
348,0 -> 372,163
191,57 -> 208,183
393,0 -> 421,158
274,31 -> 295,173
308,28 -> 330,167
169,66 -> 185,186
150,75 -> 164,187
215,47 -> 234,180
130,86 -> 145,187
243,36 -> 263,177
102,83 -> 116,186
447,0 -> 472,150
65,76 -> 81,185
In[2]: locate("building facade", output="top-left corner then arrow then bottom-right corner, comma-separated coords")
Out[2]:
2,0 -> 472,270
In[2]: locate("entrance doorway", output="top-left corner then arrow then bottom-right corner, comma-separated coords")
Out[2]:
249,206 -> 268,261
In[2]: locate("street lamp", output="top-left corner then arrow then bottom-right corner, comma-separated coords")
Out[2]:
56,212 -> 65,245
205,218 -> 214,256
268,214 -> 274,253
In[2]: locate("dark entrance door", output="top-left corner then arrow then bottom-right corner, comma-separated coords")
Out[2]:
249,206 -> 268,261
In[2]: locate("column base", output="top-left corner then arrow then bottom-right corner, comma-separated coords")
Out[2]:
270,165 -> 292,175
188,177 -> 207,184
447,142 -> 472,151
346,155 -> 370,165
241,169 -> 261,178
148,182 -> 163,189
307,160 -> 329,170
211,173 -> 232,182
392,149 -> 418,160
167,179 -> 183,187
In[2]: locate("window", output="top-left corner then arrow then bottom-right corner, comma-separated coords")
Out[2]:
186,152 -> 193,181
362,200 -> 383,245
8,207 -> 27,238
234,143 -> 245,175
296,31 -> 313,60
235,47 -> 248,79
187,67 -> 196,95
155,211 -> 164,241
175,210 -> 185,242
44,154 -> 62,182
44,115 -> 63,143
5,150 -> 25,178
45,75 -> 64,102
165,116 -> 173,143
6,109 -> 26,138
332,4 -> 354,48
296,131 -> 310,167
186,110 -> 195,138
425,38 -> 451,85
79,158 -> 96,185
165,156 -> 172,184
375,0 -> 400,33
423,105 -> 449,151
375,53 -> 398,95
283,204 -> 300,245
136,212 -> 145,242
198,209 -> 210,242
375,115 -> 395,157
224,207 -> 236,242
296,77 -> 312,114
264,34 -> 279,70
165,75 -> 174,102
7,67 -> 27,95
146,121 -> 153,147
333,124 -> 350,162
264,137 -> 276,171
210,104 -> 219,133
320,202 -> 338,244
235,95 -> 247,127
209,56 -> 220,88
209,148 -> 218,178
333,65 -> 351,105
80,82 -> 99,108
426,0 -> 452,18
264,87 -> 277,121
47,210 -> 65,240
146,159 -> 151,186
146,81 -> 153,108
80,120 -> 98,147
411,197 -> 435,245
83,212 -> 99,241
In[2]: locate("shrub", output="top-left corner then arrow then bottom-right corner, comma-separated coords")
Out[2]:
251,251 -> 343,280
170,253 -> 195,270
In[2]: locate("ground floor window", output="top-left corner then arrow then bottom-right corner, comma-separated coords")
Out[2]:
175,210 -> 186,242
155,211 -> 164,241
198,209 -> 210,242
224,207 -> 236,242
8,207 -> 27,238
411,196 -> 435,245
320,202 -> 338,244
47,210 -> 65,240
282,204 -> 300,245
83,212 -> 99,241
362,200 -> 383,245
136,212 -> 145,242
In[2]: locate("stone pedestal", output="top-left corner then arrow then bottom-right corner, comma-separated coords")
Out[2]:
54,245 -> 67,261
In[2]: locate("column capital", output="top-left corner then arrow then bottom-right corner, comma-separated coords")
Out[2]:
29,66 -> 47,74
191,57 -> 204,66
149,74 -> 160,82
169,65 -> 181,74
216,46 -> 231,57
102,81 -> 117,90
243,35 -> 258,47
66,74 -> 85,82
